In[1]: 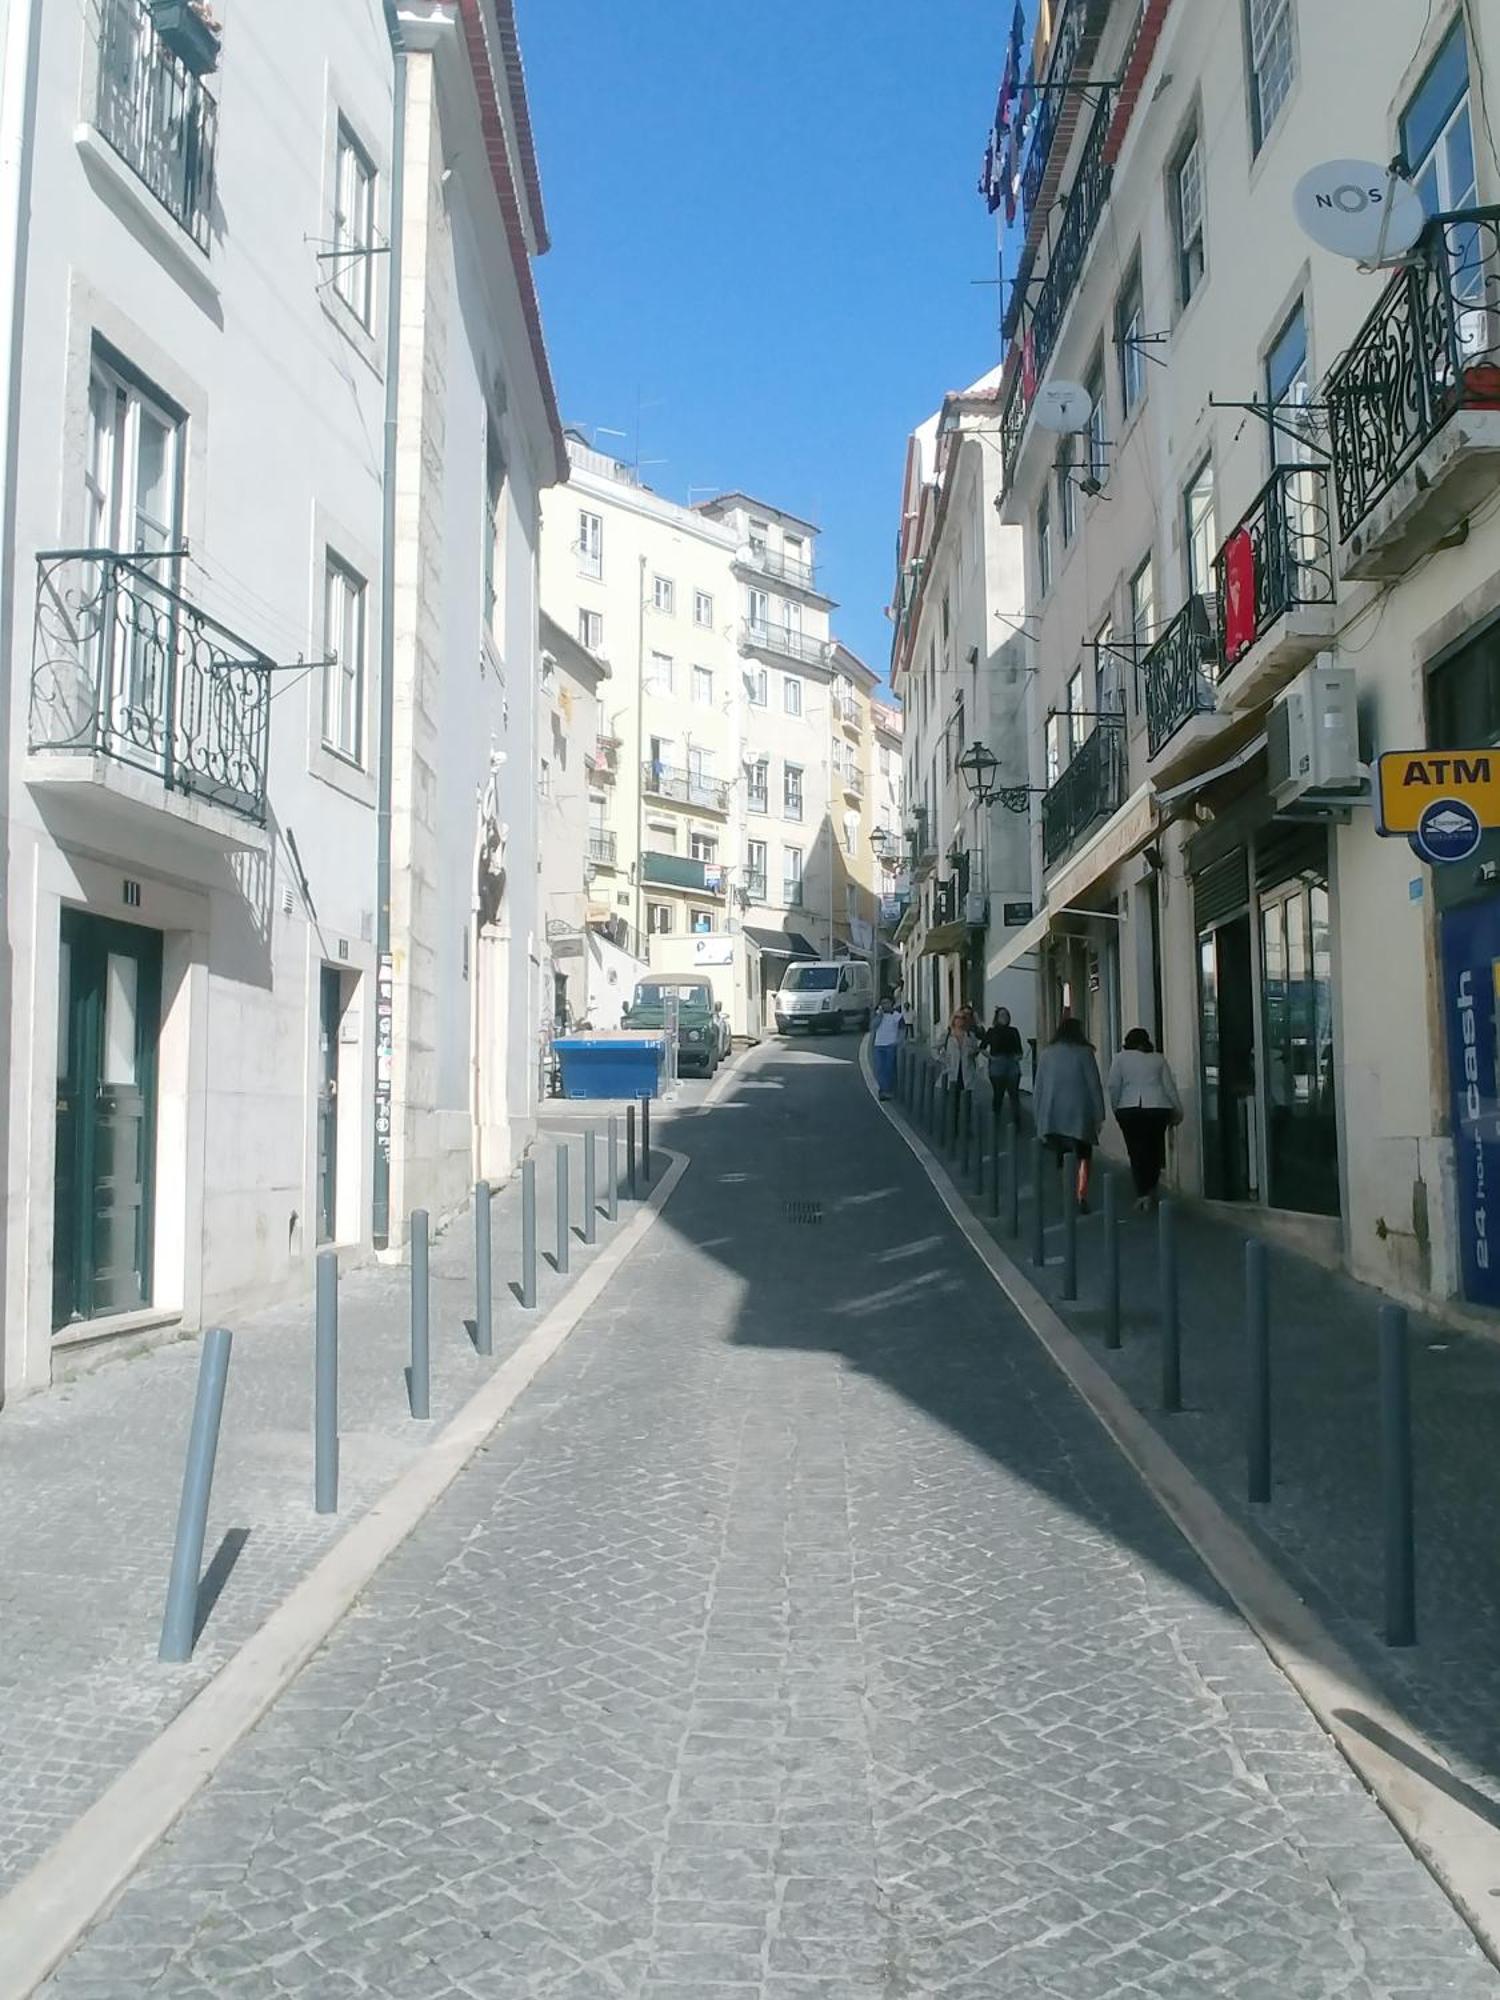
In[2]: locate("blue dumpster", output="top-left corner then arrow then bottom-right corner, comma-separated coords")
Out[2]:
554,1033 -> 669,1100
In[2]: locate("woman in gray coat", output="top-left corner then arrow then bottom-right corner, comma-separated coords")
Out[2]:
1033,1016 -> 1107,1210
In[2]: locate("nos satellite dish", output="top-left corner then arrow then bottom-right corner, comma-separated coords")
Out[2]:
1032,381 -> 1092,434
1293,160 -> 1426,263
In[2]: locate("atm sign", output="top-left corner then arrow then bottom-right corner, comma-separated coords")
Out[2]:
1376,750 -> 1500,835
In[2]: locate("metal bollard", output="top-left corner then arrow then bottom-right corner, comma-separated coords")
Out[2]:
1380,1303 -> 1416,1646
641,1095 -> 652,1187
583,1129 -> 598,1245
1103,1173 -> 1121,1350
626,1103 -> 638,1199
1159,1197 -> 1181,1413
158,1325 -> 233,1662
315,1247 -> 339,1512
990,1105 -> 1003,1220
607,1115 -> 620,1222
556,1143 -> 571,1275
520,1157 -> 537,1310
1030,1136 -> 1047,1267
410,1208 -> 430,1420
959,1088 -> 971,1178
1061,1149 -> 1078,1301
1006,1121 -> 1020,1238
474,1180 -> 494,1354
1246,1240 -> 1270,1502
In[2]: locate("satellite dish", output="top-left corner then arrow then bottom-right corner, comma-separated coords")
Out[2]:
1031,381 -> 1092,434
1293,160 -> 1426,263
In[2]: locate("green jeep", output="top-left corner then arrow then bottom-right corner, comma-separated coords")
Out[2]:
622,978 -> 721,1077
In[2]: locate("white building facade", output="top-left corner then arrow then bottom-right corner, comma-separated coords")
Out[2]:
987,0 -> 1500,1314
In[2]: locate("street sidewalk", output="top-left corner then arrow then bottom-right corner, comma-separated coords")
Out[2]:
896,1065 -> 1500,1829
0,1122 -> 647,1903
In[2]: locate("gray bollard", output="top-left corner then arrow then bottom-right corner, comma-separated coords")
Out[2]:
520,1157 -> 537,1310
1159,1197 -> 1181,1413
1103,1173 -> 1121,1350
1246,1239 -> 1270,1502
315,1247 -> 339,1512
607,1115 -> 620,1222
474,1180 -> 494,1354
641,1095 -> 652,1187
410,1208 -> 430,1420
583,1129 -> 598,1245
556,1142 -> 571,1275
958,1088 -> 970,1178
990,1104 -> 1003,1220
1380,1303 -> 1416,1646
158,1325 -> 233,1663
1061,1149 -> 1078,1301
626,1103 -> 638,1198
1030,1136 -> 1047,1267
1006,1121 -> 1020,1238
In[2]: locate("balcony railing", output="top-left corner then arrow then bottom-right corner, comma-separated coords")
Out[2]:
1041,718 -> 1125,869
29,550 -> 272,824
1214,464 -> 1336,673
641,761 -> 730,812
1027,92 -> 1114,400
740,621 -> 831,669
833,687 -> 861,727
1143,596 -> 1220,759
96,0 -> 218,251
1326,208 -> 1500,541
741,544 -> 819,591
641,850 -> 721,892
588,830 -> 617,866
841,764 -> 866,798
747,783 -> 769,814
1018,0 -> 1088,232
783,790 -> 805,822
745,871 -> 768,903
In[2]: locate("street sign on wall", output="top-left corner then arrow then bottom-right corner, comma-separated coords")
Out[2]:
1376,750 -> 1500,835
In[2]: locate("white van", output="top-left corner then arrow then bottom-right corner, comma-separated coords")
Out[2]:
775,959 -> 874,1035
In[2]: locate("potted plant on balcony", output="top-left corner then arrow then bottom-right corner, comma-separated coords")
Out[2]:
150,0 -> 221,75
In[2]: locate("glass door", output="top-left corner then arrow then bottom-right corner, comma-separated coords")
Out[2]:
1260,878 -> 1339,1214
1198,915 -> 1256,1201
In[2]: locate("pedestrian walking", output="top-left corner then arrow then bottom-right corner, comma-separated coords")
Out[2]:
937,1006 -> 981,1126
872,995 -> 905,1099
1107,1028 -> 1183,1211
983,1006 -> 1024,1128
1033,1016 -> 1106,1211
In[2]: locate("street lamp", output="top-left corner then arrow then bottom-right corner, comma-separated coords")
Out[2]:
957,739 -> 1000,806
869,825 -> 893,863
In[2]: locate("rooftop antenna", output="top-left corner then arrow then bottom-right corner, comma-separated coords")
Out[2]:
1293,157 -> 1425,268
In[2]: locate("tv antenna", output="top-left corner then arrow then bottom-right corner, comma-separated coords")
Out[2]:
1293,158 -> 1425,268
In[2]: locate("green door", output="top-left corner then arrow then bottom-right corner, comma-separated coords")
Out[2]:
53,911 -> 162,1329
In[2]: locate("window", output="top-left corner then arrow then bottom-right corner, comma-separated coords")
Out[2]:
1037,490 -> 1053,595
323,556 -> 367,763
1058,436 -> 1077,546
783,675 -> 802,717
783,845 -> 803,905
1246,0 -> 1297,152
1171,128 -> 1206,307
578,608 -> 603,653
692,664 -> 714,706
1129,555 -> 1155,647
483,422 -> 505,637
843,810 -> 860,856
647,903 -> 674,936
784,533 -> 807,580
86,348 -> 183,556
333,121 -> 377,327
1066,665 -> 1086,755
647,650 -> 674,695
746,666 -> 768,706
653,575 -> 675,616
749,520 -> 768,557
1183,457 -> 1216,598
748,758 -> 769,811
538,756 -> 551,797
748,586 -> 769,632
1402,21 -> 1476,283
941,590 -> 951,642
1095,620 -> 1124,717
1265,301 -> 1310,468
1045,711 -> 1065,787
1085,359 -> 1108,486
577,509 -> 602,579
953,691 -> 966,771
694,589 -> 713,627
687,746 -> 715,793
1115,256 -> 1147,419
784,763 -> 804,820
746,841 -> 768,898
690,831 -> 718,862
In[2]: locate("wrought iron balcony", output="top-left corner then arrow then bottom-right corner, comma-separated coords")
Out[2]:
1214,464 -> 1336,675
747,783 -> 769,815
745,871 -> 768,903
740,621 -> 832,669
95,0 -> 218,251
588,831 -> 618,866
841,763 -> 866,799
783,788 -> 805,822
1326,208 -> 1500,543
739,544 -> 820,592
1041,718 -> 1125,870
1027,93 -> 1114,398
1143,596 -> 1220,759
641,761 -> 730,812
29,550 -> 272,825
833,686 -> 861,727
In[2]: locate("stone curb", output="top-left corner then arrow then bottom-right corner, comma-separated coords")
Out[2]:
0,1149 -> 690,1998
860,1038 -> 1500,1971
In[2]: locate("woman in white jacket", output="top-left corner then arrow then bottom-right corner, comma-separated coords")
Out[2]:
1107,1028 -> 1183,1211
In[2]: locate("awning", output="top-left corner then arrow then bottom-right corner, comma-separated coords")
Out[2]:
1154,731 -> 1267,810
986,906 -> 1051,982
987,784 -> 1158,984
743,925 -> 819,958
919,919 -> 972,956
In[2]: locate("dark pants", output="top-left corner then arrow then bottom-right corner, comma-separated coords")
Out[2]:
1117,1107 -> 1173,1197
988,1057 -> 1022,1126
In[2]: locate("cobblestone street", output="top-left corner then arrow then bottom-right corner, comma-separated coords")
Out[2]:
42,1041 -> 1500,1998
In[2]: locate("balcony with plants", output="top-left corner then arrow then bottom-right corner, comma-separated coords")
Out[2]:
1325,207 -> 1500,578
93,0 -> 219,253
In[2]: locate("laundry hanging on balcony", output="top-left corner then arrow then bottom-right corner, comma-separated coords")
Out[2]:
1221,527 -> 1257,667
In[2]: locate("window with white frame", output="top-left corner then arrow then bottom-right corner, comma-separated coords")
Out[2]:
333,120 -> 378,328
749,520 -> 768,557
1066,665 -> 1086,756
1095,618 -> 1124,717
784,763 -> 804,820
1183,456 -> 1216,598
647,650 -> 674,695
1085,359 -> 1108,485
1172,128 -> 1206,307
1129,555 -> 1155,649
693,588 -> 713,627
86,347 -> 183,557
1037,490 -> 1053,595
1402,22 -> 1476,237
690,830 -> 718,862
843,810 -> 860,857
692,664 -> 713,706
647,902 -> 674,935
578,607 -> 603,653
1045,712 -> 1064,787
746,665 -> 768,706
1115,255 -> 1147,420
783,675 -> 802,717
653,574 -> 675,615
577,509 -> 602,579
748,758 -> 769,809
323,555 -> 367,763
1058,435 -> 1077,546
1246,0 -> 1296,153
746,839 -> 768,897
747,586 -> 769,632
783,845 -> 803,905
483,420 -> 506,639
1265,300 -> 1310,468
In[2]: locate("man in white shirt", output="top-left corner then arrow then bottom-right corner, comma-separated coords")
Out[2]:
871,996 -> 906,1099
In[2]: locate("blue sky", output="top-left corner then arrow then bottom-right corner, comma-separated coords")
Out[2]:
521,1 -> 1016,686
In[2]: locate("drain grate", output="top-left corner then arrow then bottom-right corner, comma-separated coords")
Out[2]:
784,1200 -> 824,1225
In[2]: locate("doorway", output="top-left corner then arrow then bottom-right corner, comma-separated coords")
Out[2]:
1198,915 -> 1257,1202
53,911 -> 162,1329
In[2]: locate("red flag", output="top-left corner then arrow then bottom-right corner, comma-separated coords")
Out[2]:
1222,527 -> 1257,664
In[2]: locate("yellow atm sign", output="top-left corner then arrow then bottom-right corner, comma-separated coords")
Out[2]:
1377,751 -> 1500,834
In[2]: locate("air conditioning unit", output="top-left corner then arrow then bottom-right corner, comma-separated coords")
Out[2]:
1268,658 -> 1360,810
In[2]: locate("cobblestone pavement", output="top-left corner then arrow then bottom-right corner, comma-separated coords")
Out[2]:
43,1040 -> 1499,1997
0,1087 -> 701,1899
